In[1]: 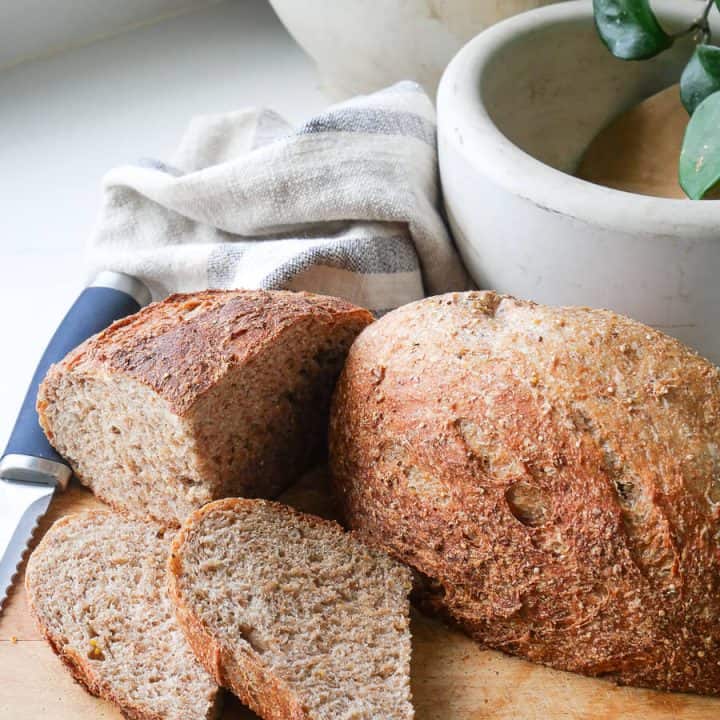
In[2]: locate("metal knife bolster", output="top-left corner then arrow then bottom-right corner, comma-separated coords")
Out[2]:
0,454 -> 71,489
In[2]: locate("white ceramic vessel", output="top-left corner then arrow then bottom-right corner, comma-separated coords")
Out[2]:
438,0 -> 720,364
268,0 -> 560,98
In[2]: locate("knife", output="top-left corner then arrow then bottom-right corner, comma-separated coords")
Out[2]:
0,271 -> 151,611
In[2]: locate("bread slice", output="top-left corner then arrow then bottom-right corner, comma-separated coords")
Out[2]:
168,498 -> 414,720
37,289 -> 373,525
25,511 -> 220,720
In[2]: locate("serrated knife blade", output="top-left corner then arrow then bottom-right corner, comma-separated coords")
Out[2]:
0,478 -> 55,608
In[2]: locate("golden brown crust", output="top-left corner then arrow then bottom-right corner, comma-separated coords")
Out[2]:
36,288 -> 374,525
43,289 -> 373,416
168,498 -> 356,720
329,291 -> 720,696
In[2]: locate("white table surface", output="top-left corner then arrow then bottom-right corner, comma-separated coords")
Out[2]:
0,0 -> 328,448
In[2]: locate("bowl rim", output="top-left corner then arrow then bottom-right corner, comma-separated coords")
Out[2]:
437,0 -> 720,234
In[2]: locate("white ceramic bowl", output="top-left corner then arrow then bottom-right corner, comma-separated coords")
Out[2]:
438,0 -> 720,363
269,0 -> 560,98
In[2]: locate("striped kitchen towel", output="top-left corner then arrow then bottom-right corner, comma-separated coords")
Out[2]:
87,82 -> 470,314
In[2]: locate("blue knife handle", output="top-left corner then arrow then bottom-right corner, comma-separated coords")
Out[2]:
1,272 -> 151,481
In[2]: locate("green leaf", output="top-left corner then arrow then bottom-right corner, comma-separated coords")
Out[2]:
593,0 -> 672,60
680,45 -> 720,115
679,90 -> 720,199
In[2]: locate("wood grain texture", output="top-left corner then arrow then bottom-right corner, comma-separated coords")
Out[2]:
2,472 -> 718,719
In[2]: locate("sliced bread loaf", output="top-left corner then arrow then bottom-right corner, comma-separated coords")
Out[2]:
168,498 -> 414,720
25,511 -> 219,720
37,289 -> 373,524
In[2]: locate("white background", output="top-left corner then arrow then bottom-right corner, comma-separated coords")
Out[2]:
0,0 -> 217,68
0,0 -> 328,448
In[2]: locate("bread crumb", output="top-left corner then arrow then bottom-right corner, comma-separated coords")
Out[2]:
10,636 -> 17,644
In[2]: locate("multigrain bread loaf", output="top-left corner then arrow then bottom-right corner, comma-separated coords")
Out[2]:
329,291 -> 720,695
169,498 -> 414,720
38,289 -> 373,525
25,511 -> 219,720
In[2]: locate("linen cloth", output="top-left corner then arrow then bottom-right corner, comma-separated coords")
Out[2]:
87,82 -> 470,314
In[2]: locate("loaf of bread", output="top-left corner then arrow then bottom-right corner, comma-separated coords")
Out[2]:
38,289 -> 373,525
329,291 -> 720,695
169,498 -> 414,719
25,511 -> 219,720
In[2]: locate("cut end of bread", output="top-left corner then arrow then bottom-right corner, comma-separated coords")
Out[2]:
37,289 -> 373,525
25,511 -> 220,720
169,498 -> 414,720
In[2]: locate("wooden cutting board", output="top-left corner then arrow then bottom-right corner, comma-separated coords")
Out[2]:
1,469 -> 717,720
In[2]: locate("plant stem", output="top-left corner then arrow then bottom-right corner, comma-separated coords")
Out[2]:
671,0 -> 715,43
698,0 -> 714,43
